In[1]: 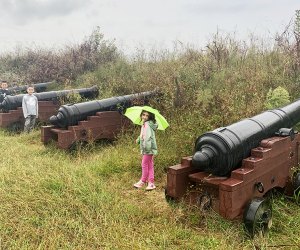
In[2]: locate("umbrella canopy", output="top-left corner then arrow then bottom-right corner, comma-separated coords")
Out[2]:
124,105 -> 169,130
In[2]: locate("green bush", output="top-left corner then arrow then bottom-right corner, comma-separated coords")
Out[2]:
264,86 -> 290,109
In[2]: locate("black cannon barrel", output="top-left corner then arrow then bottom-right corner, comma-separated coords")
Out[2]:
0,86 -> 99,112
7,81 -> 54,94
192,99 -> 300,176
49,91 -> 156,128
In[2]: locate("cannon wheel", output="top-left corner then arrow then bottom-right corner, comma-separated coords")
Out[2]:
294,172 -> 300,202
197,193 -> 212,211
68,140 -> 88,151
164,187 -> 175,203
294,172 -> 300,192
243,197 -> 272,237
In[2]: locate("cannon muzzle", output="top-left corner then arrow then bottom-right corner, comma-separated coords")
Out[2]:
192,99 -> 300,176
0,86 -> 99,112
49,91 -> 156,128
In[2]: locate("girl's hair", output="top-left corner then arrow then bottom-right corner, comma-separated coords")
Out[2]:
141,110 -> 156,123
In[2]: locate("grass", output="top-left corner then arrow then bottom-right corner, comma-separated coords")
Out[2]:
0,128 -> 299,250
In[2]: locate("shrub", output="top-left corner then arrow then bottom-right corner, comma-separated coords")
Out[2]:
0,27 -> 119,84
264,86 -> 290,109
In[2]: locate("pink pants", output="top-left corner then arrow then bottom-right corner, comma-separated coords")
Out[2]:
141,154 -> 154,183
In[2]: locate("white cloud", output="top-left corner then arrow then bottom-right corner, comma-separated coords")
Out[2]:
0,0 -> 298,54
0,0 -> 92,24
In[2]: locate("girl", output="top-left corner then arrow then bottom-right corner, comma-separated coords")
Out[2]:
134,110 -> 158,190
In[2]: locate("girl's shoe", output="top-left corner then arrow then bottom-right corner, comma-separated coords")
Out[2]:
133,180 -> 145,188
145,182 -> 156,191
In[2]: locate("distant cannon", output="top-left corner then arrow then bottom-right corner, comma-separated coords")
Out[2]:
0,81 -> 55,103
165,99 -> 300,237
6,81 -> 54,95
0,86 -> 99,132
0,86 -> 99,112
49,91 -> 155,128
42,91 -> 157,149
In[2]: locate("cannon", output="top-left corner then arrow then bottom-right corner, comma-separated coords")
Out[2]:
41,91 -> 156,149
0,86 -> 99,112
49,91 -> 155,128
192,98 -> 300,176
6,81 -> 54,95
0,81 -> 55,102
0,86 -> 99,131
165,100 -> 300,237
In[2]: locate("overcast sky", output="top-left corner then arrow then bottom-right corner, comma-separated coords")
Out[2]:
0,0 -> 298,55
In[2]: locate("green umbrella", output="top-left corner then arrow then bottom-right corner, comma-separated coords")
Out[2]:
124,105 -> 169,130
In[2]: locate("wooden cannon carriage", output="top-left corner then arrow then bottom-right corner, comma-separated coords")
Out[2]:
41,111 -> 127,149
165,99 -> 300,236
